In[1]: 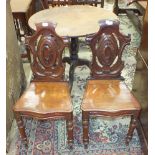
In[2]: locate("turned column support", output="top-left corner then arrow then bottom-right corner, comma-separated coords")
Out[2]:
66,112 -> 74,149
126,114 -> 138,145
82,111 -> 89,149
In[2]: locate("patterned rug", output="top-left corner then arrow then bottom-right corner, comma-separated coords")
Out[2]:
7,0 -> 143,154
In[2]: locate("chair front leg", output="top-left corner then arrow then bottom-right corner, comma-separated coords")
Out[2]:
126,114 -> 138,145
14,112 -> 28,147
66,112 -> 74,149
82,111 -> 89,149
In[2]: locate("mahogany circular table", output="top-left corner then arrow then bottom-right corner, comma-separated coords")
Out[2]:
28,5 -> 118,87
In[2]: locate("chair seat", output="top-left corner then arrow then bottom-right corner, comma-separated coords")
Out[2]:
81,80 -> 141,112
10,0 -> 32,12
14,82 -> 73,113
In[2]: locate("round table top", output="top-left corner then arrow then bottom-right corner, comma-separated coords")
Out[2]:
28,5 -> 118,37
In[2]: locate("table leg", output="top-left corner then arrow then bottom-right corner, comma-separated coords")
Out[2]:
113,0 -> 119,15
101,0 -> 104,8
69,37 -> 79,89
70,37 -> 79,61
63,37 -> 90,89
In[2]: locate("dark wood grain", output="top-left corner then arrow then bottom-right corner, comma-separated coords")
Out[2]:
13,22 -> 73,149
81,20 -> 141,148
87,20 -> 131,79
26,22 -> 66,82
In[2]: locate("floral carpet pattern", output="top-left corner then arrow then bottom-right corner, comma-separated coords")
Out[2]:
7,0 -> 144,154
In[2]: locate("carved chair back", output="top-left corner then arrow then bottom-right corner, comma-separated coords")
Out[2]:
87,20 -> 131,79
26,22 -> 65,82
41,0 -> 74,9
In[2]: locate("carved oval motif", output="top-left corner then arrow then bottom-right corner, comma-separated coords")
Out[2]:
37,36 -> 57,68
97,35 -> 118,66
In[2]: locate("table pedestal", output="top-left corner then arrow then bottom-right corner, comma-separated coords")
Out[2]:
63,37 -> 90,89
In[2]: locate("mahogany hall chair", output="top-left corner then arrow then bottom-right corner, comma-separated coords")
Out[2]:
13,22 -> 73,149
81,20 -> 141,148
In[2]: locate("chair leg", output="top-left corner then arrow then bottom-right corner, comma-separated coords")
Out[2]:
82,111 -> 89,149
66,112 -> 73,149
14,112 -> 28,147
126,115 -> 137,145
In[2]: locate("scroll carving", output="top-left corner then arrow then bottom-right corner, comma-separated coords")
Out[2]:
26,22 -> 65,82
88,20 -> 131,79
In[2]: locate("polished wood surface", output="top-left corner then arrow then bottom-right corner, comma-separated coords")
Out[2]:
13,22 -> 73,149
14,82 -> 72,113
28,5 -> 118,37
82,80 -> 141,111
28,5 -> 118,90
26,22 -> 65,82
86,20 -> 131,79
81,20 -> 141,149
